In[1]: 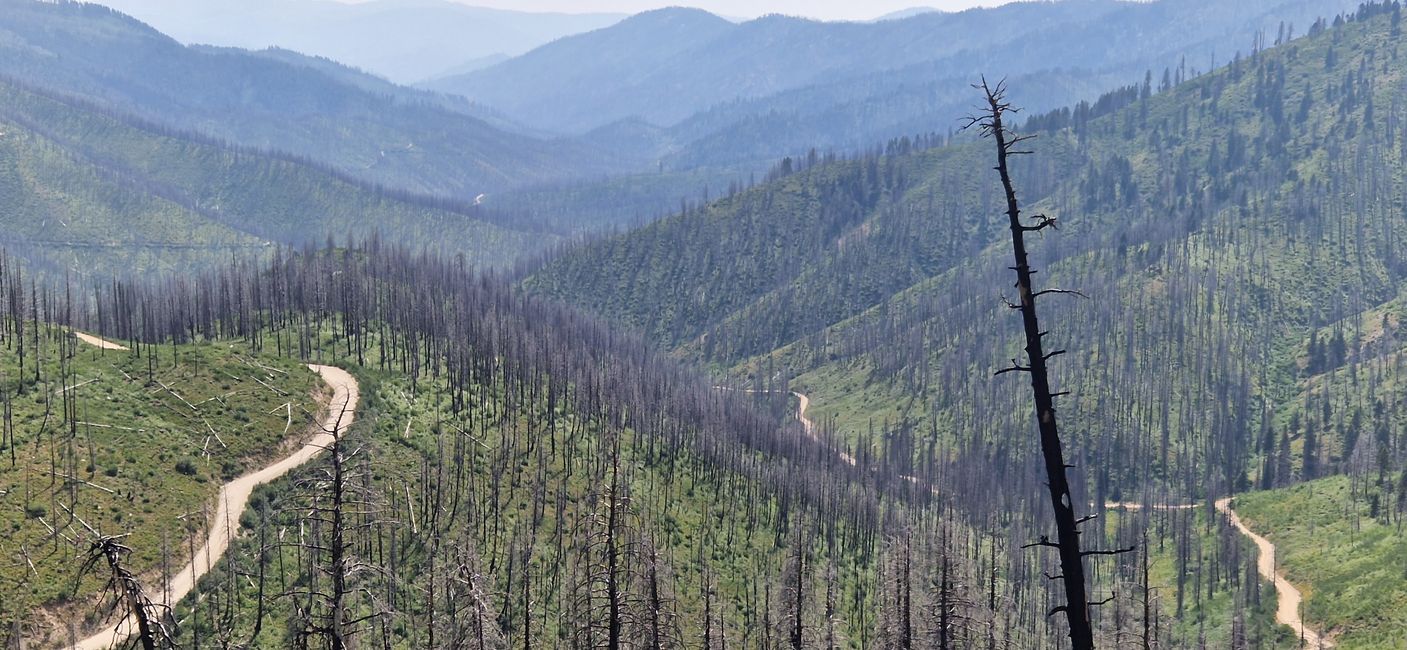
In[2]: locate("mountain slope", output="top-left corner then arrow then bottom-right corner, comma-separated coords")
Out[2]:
14,243 -> 924,648
532,3 -> 1407,494
0,0 -> 635,198
531,8 -> 1407,642
0,78 -> 550,277
13,237 -> 1287,649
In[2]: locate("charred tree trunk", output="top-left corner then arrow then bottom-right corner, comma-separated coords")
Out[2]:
606,439 -> 624,650
80,536 -> 173,650
1141,536 -> 1153,650
327,431 -> 349,650
970,79 -> 1094,650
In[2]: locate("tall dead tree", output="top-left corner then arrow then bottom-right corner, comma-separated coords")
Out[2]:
569,431 -> 636,650
967,78 -> 1122,650
282,401 -> 380,650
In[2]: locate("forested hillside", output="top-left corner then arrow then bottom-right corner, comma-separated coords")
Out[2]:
2,243 -> 926,647
0,237 -> 1291,648
0,77 -> 549,277
533,2 -> 1406,373
532,4 -> 1407,643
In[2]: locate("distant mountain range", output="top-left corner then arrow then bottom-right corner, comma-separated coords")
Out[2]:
0,0 -> 648,199
429,0 -> 1360,164
0,0 -> 1371,245
871,7 -> 940,22
91,0 -> 625,84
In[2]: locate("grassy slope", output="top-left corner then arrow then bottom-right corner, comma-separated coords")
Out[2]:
1126,507 -> 1297,649
165,337 -> 886,648
0,327 -> 318,644
1235,476 -> 1407,648
0,99 -> 263,278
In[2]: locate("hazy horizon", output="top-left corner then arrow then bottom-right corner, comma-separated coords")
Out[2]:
138,0 -> 1023,23
450,1 -> 1014,21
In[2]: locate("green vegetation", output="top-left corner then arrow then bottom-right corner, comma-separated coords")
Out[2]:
1129,507 -> 1296,649
0,325 -> 318,645
171,361 -> 885,647
4,0 -> 1405,645
1236,475 -> 1407,648
532,5 -> 1407,642
528,151 -> 922,351
538,2 -> 1407,497
2,242 -> 1067,648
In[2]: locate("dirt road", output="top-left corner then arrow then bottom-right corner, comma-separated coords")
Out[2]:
1107,499 -> 1330,647
1215,497 -> 1329,648
73,332 -> 128,351
67,336 -> 360,650
791,391 -> 859,466
737,384 -> 1326,645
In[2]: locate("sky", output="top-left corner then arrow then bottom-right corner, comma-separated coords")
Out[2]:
338,0 -> 1018,22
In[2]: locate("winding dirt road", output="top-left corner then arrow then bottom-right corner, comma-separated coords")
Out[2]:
792,391 -> 859,466
1214,497 -> 1328,648
67,334 -> 360,650
715,386 -> 858,466
726,384 -> 1327,645
1106,499 -> 1329,647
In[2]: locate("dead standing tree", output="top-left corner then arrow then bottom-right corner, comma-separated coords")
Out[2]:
965,78 -> 1128,650
281,401 -> 386,650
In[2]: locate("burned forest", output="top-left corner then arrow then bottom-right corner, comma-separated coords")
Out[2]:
4,1 -> 1407,649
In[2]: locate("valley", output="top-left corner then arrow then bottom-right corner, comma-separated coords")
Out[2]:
1,0 -> 1406,647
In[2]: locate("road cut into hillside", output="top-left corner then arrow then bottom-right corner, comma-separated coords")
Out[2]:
1106,498 -> 1330,647
68,334 -> 360,650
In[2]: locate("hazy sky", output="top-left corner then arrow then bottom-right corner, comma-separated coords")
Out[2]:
341,1 -> 1018,22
